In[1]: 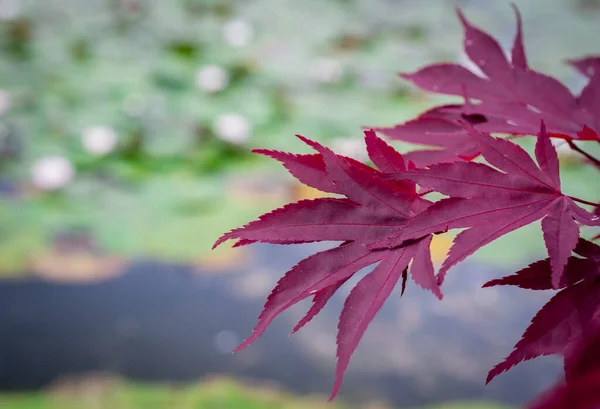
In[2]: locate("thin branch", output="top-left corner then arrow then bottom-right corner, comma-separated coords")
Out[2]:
568,141 -> 600,167
568,196 -> 600,208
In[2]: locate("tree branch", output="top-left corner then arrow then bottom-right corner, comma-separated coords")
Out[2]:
568,141 -> 600,168
568,196 -> 600,208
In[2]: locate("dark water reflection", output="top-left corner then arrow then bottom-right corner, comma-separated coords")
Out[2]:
0,243 -> 561,407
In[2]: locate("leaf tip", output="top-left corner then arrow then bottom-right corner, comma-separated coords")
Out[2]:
481,280 -> 495,288
329,376 -> 343,402
363,127 -> 377,140
538,119 -> 547,136
509,2 -> 520,16
212,234 -> 228,250
232,332 -> 261,354
295,133 -> 311,144
290,318 -> 307,335
231,343 -> 247,354
455,8 -> 468,27
485,363 -> 506,385
398,71 -> 420,84
295,134 -> 316,148
296,134 -> 329,154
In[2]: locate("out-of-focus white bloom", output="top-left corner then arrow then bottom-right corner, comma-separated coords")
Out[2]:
213,113 -> 251,144
331,137 -> 368,161
0,0 -> 20,20
309,58 -> 344,84
0,89 -> 10,116
195,65 -> 229,93
222,19 -> 254,48
82,125 -> 118,156
31,156 -> 75,191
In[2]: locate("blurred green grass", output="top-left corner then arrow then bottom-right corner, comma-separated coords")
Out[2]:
0,376 -> 511,409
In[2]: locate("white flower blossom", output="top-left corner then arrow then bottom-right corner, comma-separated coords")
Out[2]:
222,19 -> 254,48
195,65 -> 229,93
82,125 -> 118,156
213,113 -> 251,144
31,156 -> 75,190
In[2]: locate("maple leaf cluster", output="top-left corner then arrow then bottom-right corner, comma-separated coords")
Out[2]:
214,6 -> 600,407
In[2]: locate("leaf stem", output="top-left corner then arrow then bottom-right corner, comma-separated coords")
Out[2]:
568,196 -> 600,207
567,141 -> 600,167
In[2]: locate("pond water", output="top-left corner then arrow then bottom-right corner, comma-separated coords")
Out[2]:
0,243 -> 562,407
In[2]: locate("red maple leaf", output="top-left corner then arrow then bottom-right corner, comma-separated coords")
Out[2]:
564,314 -> 600,384
375,7 -> 600,165
483,239 -> 600,383
214,130 -> 441,399
214,6 -> 600,403
373,105 -> 488,166
526,316 -> 600,409
374,122 -> 599,286
527,369 -> 600,409
482,237 -> 600,291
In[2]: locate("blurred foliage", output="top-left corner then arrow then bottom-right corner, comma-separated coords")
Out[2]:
0,0 -> 435,274
0,375 -> 511,409
0,0 -> 598,275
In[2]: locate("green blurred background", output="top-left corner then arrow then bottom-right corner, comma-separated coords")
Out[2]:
0,0 -> 598,408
